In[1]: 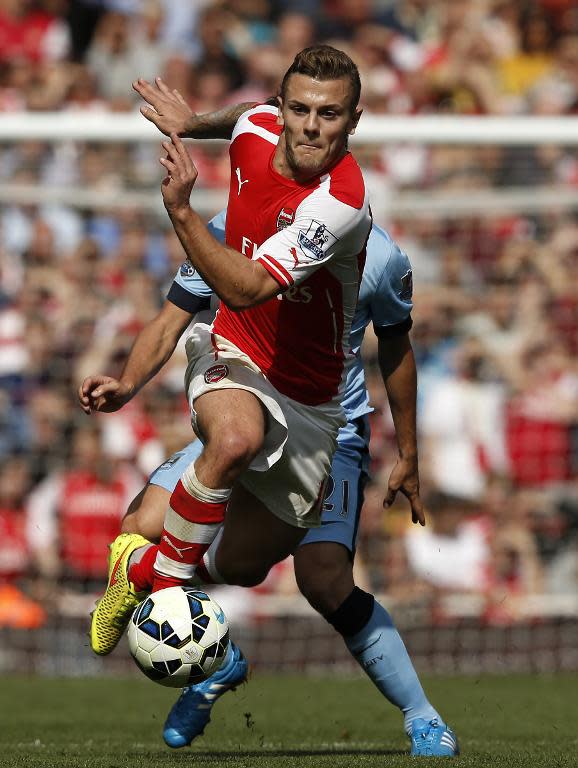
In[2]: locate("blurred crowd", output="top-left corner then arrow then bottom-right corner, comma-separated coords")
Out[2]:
0,0 -> 577,116
1,0 -> 578,629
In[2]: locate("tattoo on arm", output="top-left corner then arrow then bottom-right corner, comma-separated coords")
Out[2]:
187,102 -> 259,139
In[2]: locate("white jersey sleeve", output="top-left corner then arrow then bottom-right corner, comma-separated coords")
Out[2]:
253,177 -> 370,289
231,104 -> 279,144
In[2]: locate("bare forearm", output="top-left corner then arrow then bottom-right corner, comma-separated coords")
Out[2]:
185,102 -> 258,139
119,313 -> 186,395
169,207 -> 272,309
379,336 -> 418,459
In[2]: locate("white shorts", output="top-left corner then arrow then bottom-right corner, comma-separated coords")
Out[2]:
183,323 -> 345,528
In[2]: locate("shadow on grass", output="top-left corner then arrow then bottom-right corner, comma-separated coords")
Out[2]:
190,748 -> 407,759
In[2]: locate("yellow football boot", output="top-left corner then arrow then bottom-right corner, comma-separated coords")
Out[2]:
90,533 -> 150,655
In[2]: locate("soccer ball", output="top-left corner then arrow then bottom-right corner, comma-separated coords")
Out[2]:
128,587 -> 229,688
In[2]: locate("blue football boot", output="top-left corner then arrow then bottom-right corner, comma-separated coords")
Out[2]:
410,718 -> 460,757
163,642 -> 248,748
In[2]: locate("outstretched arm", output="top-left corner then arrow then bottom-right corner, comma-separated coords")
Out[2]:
133,77 -> 257,139
379,332 -> 426,526
78,300 -> 193,414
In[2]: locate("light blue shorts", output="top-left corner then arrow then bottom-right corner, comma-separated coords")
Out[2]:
149,440 -> 203,492
149,415 -> 370,556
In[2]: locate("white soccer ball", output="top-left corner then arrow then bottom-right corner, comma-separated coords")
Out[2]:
128,587 -> 229,688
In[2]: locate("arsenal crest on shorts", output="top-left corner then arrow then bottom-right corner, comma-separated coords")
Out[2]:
204,364 -> 229,384
276,207 -> 295,231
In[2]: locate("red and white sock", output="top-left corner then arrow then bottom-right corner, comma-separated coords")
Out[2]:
189,527 -> 225,586
128,526 -> 227,592
152,462 -> 230,592
128,543 -> 158,593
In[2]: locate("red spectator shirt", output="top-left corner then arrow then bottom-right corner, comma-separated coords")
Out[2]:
0,506 -> 29,580
0,11 -> 54,63
59,470 -> 133,579
506,400 -> 572,486
212,105 -> 371,406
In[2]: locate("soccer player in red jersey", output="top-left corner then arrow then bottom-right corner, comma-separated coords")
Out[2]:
80,46 -> 377,655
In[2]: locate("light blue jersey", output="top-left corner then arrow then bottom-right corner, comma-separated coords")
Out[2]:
165,210 -> 224,315
152,210 -> 413,553
342,223 -> 413,423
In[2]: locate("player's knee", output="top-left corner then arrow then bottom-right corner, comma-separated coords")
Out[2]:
295,551 -> 353,616
121,494 -> 145,535
120,488 -> 164,542
296,573 -> 343,615
207,430 -> 262,474
121,514 -> 140,535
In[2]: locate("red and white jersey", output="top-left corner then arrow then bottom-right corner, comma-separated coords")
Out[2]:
212,105 -> 371,406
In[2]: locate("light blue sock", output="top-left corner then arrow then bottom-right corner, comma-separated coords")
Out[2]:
344,600 -> 441,734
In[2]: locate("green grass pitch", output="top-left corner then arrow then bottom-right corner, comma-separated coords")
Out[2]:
2,673 -> 577,767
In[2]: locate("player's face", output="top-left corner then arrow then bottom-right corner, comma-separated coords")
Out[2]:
276,74 -> 361,182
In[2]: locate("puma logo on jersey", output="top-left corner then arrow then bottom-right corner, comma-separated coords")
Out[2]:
162,535 -> 196,560
236,167 -> 249,195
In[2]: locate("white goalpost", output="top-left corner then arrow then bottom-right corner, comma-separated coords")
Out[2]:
0,113 -> 577,143
0,114 -> 577,215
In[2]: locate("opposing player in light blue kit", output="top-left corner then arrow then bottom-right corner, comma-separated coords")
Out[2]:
114,209 -> 458,757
